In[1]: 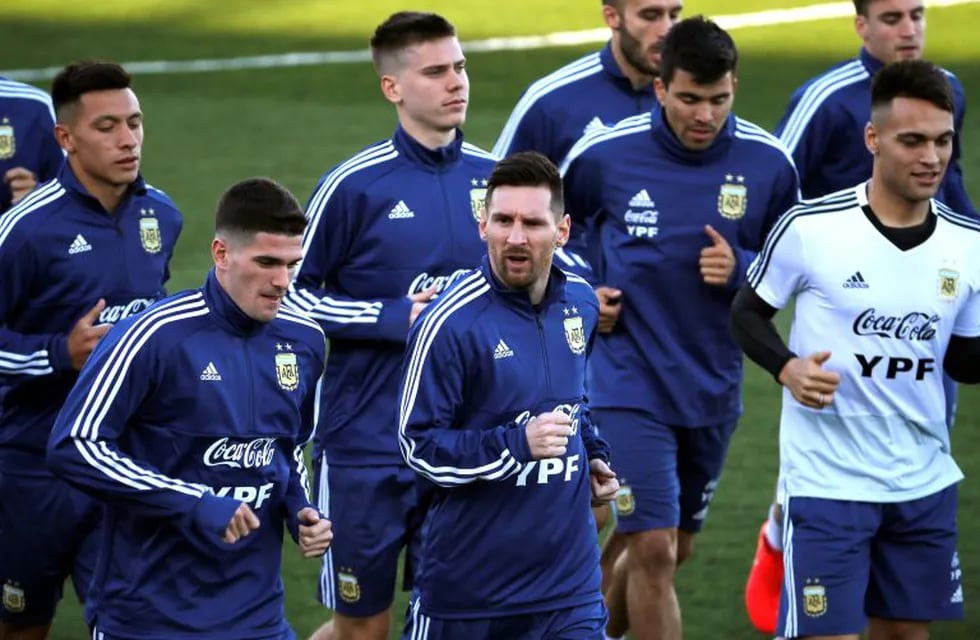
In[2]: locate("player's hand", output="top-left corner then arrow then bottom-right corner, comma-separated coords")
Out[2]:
222,502 -> 261,544
699,224 -> 736,286
589,458 -> 619,504
525,411 -> 574,459
594,286 -> 623,333
408,285 -> 438,327
67,299 -> 111,370
4,167 -> 38,206
297,507 -> 333,558
778,350 -> 841,410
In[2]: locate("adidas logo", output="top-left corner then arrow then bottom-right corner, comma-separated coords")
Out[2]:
388,200 -> 415,220
583,116 -> 606,135
629,189 -> 655,209
68,233 -> 92,255
842,271 -> 870,289
493,339 -> 514,360
200,361 -> 222,381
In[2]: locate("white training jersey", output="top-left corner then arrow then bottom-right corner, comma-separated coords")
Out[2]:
747,183 -> 980,503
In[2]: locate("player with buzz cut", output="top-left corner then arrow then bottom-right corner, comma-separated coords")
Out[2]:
732,58 -> 977,640
559,16 -> 799,640
745,3 -> 976,632
285,11 -> 496,640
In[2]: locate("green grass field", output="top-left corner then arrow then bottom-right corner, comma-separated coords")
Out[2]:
4,1 -> 978,638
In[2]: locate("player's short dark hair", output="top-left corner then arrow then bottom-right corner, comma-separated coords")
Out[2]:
853,0 -> 877,15
370,12 -> 456,73
485,151 -> 564,218
871,60 -> 953,115
659,15 -> 738,87
51,60 -> 132,122
215,178 -> 307,239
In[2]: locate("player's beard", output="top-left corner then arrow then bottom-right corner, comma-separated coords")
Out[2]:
617,21 -> 660,77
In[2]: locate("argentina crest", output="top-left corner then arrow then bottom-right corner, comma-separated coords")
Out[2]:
2,581 -> 25,614
717,173 -> 747,220
139,208 -> 162,254
802,580 -> 827,617
275,347 -> 299,392
338,569 -> 361,603
469,177 -> 488,222
938,268 -> 959,301
0,118 -> 14,160
563,308 -> 586,355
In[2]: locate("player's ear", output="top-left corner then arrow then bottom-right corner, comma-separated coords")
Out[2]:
854,13 -> 869,42
478,207 -> 488,241
654,78 -> 666,106
380,73 -> 402,105
212,237 -> 229,267
556,213 -> 571,247
864,122 -> 879,155
602,3 -> 621,30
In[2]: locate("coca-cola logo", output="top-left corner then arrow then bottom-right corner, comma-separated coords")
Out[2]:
203,437 -> 276,469
852,308 -> 939,341
407,269 -> 471,296
98,298 -> 155,324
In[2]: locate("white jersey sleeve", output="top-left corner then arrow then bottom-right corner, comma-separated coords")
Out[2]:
953,279 -> 980,337
746,211 -> 808,309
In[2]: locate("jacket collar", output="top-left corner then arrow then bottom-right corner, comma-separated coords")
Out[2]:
650,107 -> 736,165
392,122 -> 464,171
57,160 -> 147,214
859,47 -> 886,75
203,269 -> 268,337
600,42 -> 657,99
479,254 -> 568,312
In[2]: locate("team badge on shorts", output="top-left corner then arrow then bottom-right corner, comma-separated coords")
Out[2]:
0,118 -> 15,160
139,209 -> 162,254
563,313 -> 586,355
717,174 -> 747,220
275,348 -> 299,391
615,485 -> 635,516
802,579 -> 827,617
938,268 -> 959,301
470,178 -> 488,222
2,581 -> 25,613
338,569 -> 361,603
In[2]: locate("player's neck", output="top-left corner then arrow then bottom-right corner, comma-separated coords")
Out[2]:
866,178 -> 931,228
69,160 -> 127,214
610,45 -> 656,90
399,118 -> 457,151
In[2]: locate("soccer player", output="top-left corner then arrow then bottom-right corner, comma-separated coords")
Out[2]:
398,150 -> 619,640
492,0 -> 683,545
0,77 -> 62,212
732,58 -> 975,640
284,12 -> 497,640
746,3 -> 975,631
493,0 -> 682,166
0,61 -> 182,640
559,17 -> 800,640
47,177 -> 333,640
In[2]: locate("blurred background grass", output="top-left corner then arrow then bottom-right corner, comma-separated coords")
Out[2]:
4,1 -> 977,637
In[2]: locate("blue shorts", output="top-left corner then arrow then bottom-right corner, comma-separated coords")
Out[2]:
315,457 -> 421,617
0,470 -> 101,627
778,485 -> 962,638
593,408 -> 737,533
400,595 -> 606,640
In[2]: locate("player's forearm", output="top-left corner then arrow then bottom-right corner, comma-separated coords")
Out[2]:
400,423 -> 532,487
0,328 -> 71,377
730,285 -> 795,381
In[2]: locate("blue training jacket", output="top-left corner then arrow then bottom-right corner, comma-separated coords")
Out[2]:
492,42 -> 658,275
0,163 -> 181,470
287,125 -> 496,466
0,77 -> 63,212
47,271 -> 326,640
776,48 -> 975,216
398,258 -> 609,618
560,109 -> 800,427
